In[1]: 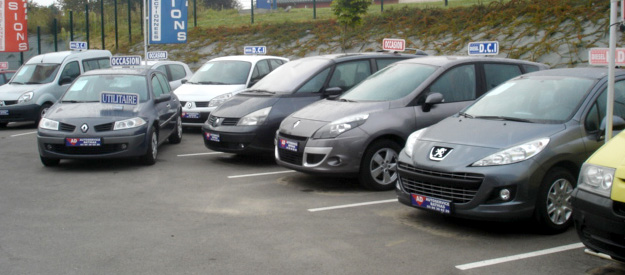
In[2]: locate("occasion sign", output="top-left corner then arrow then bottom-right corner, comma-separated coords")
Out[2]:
149,0 -> 188,44
0,0 -> 28,52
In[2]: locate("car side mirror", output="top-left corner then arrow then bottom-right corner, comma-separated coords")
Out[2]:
324,87 -> 343,99
597,116 -> 625,140
181,79 -> 188,84
422,92 -> 444,112
154,94 -> 171,103
59,77 -> 73,86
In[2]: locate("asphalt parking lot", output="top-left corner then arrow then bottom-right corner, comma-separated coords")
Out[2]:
1,122 -> 623,274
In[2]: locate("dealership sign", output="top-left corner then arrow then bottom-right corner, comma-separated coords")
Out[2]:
468,41 -> 499,55
149,0 -> 188,44
383,38 -> 405,52
588,48 -> 625,66
0,0 -> 28,52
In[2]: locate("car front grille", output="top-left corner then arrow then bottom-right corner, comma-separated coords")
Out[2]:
1,100 -> 17,106
94,122 -> 114,132
46,143 -> 127,155
278,149 -> 303,166
59,123 -> 76,132
208,115 -> 239,127
195,102 -> 209,107
398,162 -> 483,204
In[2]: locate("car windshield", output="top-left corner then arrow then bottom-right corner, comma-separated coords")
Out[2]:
250,58 -> 331,94
464,76 -> 595,123
340,63 -> 437,101
62,75 -> 149,102
10,63 -> 60,84
189,60 -> 251,85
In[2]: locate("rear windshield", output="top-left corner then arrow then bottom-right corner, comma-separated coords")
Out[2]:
11,64 -> 61,84
250,58 -> 332,94
189,61 -> 251,85
62,75 -> 149,102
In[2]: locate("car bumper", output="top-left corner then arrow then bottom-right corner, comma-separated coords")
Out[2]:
573,188 -> 625,262
274,129 -> 368,175
37,130 -> 148,159
0,103 -> 40,123
181,107 -> 213,127
202,124 -> 275,154
395,152 -> 543,221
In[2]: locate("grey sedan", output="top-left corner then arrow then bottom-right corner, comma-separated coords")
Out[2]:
396,68 -> 625,233
37,67 -> 182,166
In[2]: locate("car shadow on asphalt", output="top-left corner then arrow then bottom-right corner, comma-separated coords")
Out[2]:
277,173 -> 370,193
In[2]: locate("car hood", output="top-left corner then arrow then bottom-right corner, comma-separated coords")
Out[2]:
211,94 -> 279,117
420,117 -> 566,149
173,83 -> 246,101
290,99 -> 388,123
46,103 -> 143,121
0,83 -> 45,100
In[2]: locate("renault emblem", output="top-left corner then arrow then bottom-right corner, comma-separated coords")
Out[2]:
81,123 -> 89,133
293,120 -> 300,129
185,102 -> 193,109
429,146 -> 453,161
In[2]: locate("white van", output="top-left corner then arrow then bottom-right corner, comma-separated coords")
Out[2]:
0,50 -> 112,127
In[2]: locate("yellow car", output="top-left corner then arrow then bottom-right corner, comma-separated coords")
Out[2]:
573,130 -> 625,262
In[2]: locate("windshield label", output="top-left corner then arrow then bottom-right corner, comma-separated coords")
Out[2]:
100,92 -> 139,105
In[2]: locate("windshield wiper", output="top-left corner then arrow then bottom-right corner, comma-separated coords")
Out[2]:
475,116 -> 532,123
458,112 -> 473,119
61,100 -> 80,103
24,81 -> 43,84
245,89 -> 275,94
338,98 -> 356,102
9,82 -> 24,85
197,81 -> 228,85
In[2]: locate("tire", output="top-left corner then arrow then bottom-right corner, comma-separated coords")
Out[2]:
534,167 -> 576,234
168,115 -> 183,144
40,156 -> 60,167
37,103 -> 52,124
141,128 -> 158,165
359,139 -> 401,191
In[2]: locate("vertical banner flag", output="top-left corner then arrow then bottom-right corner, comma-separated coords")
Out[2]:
0,0 -> 28,52
149,0 -> 187,44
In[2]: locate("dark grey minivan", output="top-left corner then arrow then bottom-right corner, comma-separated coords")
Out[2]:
275,56 -> 547,191
396,68 -> 625,233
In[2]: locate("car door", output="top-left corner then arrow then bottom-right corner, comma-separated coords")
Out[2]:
151,73 -> 175,142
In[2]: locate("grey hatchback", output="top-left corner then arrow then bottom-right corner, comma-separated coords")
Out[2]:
275,56 -> 547,191
396,68 -> 625,233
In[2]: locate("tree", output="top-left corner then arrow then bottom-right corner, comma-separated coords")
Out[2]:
331,0 -> 370,51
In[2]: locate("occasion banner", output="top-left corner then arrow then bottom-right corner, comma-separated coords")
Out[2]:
149,0 -> 187,44
0,0 -> 28,52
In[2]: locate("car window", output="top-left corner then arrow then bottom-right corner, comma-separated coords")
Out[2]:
376,58 -> 405,70
59,61 -> 80,83
523,65 -> 540,73
83,57 -> 111,72
190,60 -> 251,85
154,65 -> 168,79
429,64 -> 476,103
11,63 -> 60,84
5,72 -> 14,80
253,58 -> 331,94
328,60 -> 371,91
341,63 -> 436,101
156,73 -> 171,94
63,75 -> 149,102
585,80 -> 625,132
483,63 -> 522,90
251,60 -> 271,82
295,67 -> 331,93
269,59 -> 285,70
169,64 -> 187,80
0,74 -> 6,85
152,75 -> 165,97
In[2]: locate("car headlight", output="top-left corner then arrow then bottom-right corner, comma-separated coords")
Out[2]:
113,117 -> 147,130
39,118 -> 59,131
312,113 -> 369,139
404,128 -> 427,158
18,91 -> 34,103
238,107 -> 272,126
471,138 -> 549,166
209,93 -> 233,107
578,163 -> 615,198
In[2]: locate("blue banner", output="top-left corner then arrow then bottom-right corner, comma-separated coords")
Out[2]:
149,0 -> 188,44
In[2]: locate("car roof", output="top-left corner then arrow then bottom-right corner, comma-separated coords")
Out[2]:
397,55 -> 546,67
522,67 -> 625,79
145,60 -> 189,67
25,50 -> 111,64
208,55 -> 289,63
297,51 -> 425,62
82,67 -> 153,76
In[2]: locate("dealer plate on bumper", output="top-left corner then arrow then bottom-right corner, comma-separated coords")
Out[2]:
205,132 -> 220,142
278,138 -> 298,152
0,110 -> 8,115
65,138 -> 101,147
411,194 -> 451,214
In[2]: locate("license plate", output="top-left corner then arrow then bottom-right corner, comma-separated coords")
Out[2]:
182,112 -> 200,119
65,137 -> 101,147
205,132 -> 220,142
0,110 -> 8,116
411,194 -> 451,214
278,138 -> 298,152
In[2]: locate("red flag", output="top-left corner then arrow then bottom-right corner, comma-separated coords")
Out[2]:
0,0 -> 28,52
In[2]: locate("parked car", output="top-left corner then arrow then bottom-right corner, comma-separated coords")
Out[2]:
396,68 -> 625,233
0,50 -> 112,128
37,66 -> 182,166
275,56 -> 547,190
175,55 -> 289,127
146,60 -> 193,90
573,130 -> 625,262
0,69 -> 15,85
203,52 -> 425,154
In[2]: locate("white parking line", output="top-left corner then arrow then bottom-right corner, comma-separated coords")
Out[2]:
10,131 -> 37,137
228,170 -> 295,179
177,152 -> 223,157
455,243 -> 585,270
308,199 -> 398,212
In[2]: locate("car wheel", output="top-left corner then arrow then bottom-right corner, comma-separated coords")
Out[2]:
169,115 -> 183,144
359,140 -> 401,191
141,128 -> 158,165
37,103 -> 52,124
40,156 -> 60,167
534,167 -> 575,234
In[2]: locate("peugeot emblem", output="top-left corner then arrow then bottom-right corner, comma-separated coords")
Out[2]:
429,146 -> 453,161
81,123 -> 89,133
293,120 -> 300,129
185,102 -> 193,109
